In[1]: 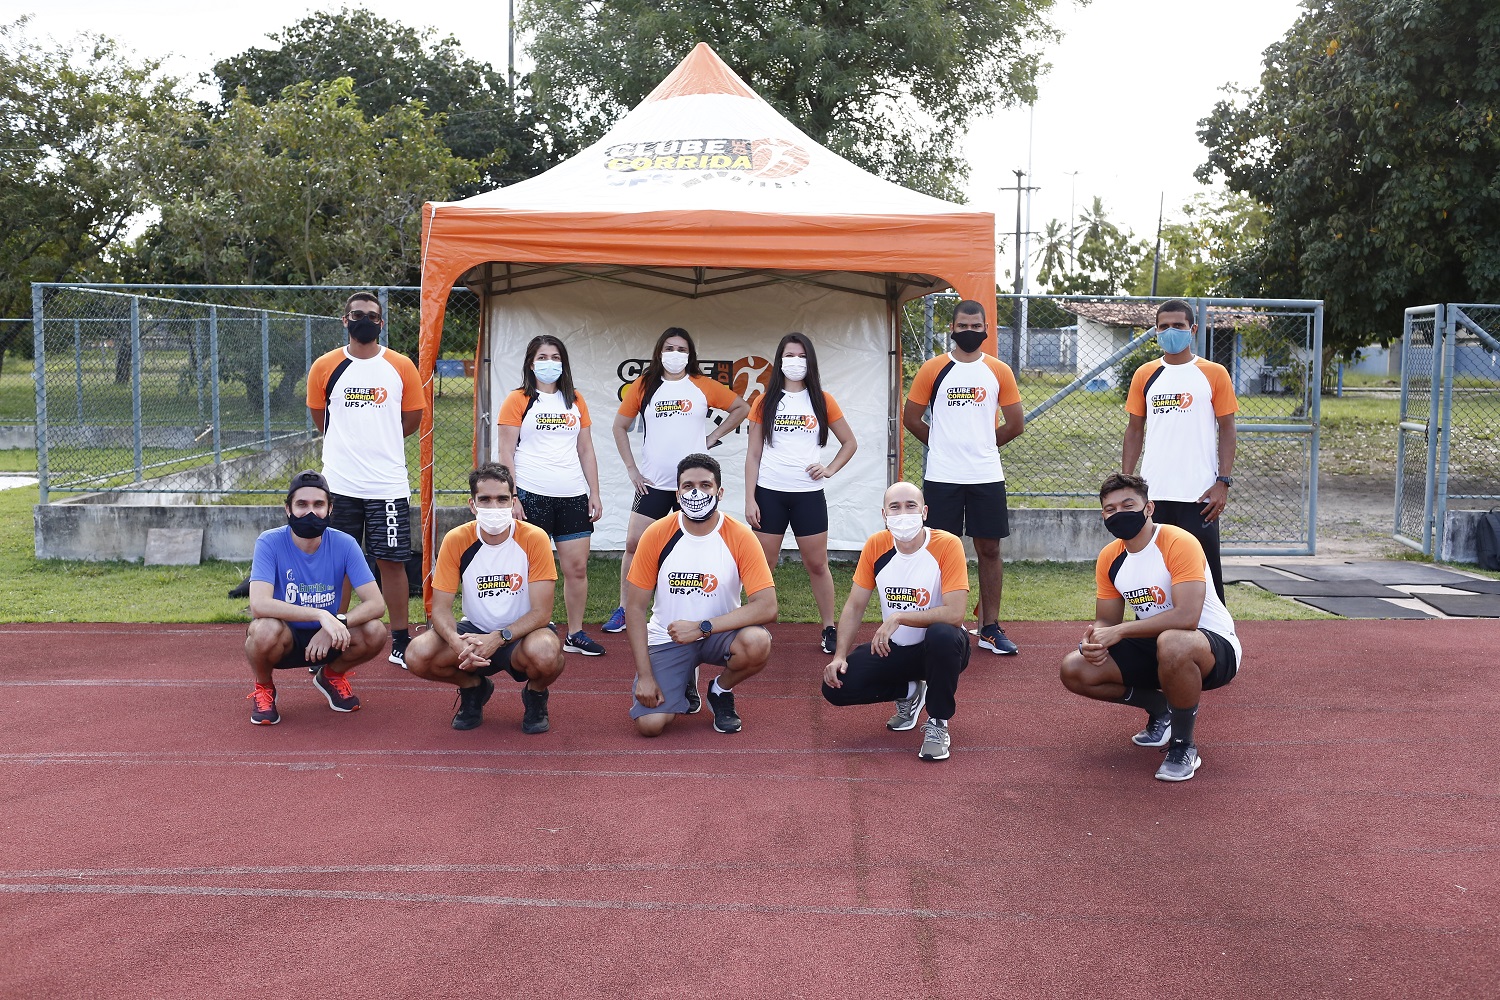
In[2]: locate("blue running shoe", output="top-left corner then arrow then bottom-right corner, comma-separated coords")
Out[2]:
603,606 -> 627,633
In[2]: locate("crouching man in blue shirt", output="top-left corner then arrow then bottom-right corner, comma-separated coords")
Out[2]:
244,470 -> 389,725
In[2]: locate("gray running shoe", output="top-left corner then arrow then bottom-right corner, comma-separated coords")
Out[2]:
918,719 -> 950,761
1132,713 -> 1172,747
684,666 -> 702,714
1155,743 -> 1202,782
886,681 -> 928,731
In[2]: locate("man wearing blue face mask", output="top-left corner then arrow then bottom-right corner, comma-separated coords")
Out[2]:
1059,473 -> 1241,782
1122,300 -> 1238,602
243,470 -> 389,726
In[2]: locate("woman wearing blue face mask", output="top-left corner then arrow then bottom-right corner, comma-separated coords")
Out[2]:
497,336 -> 606,656
744,332 -> 858,655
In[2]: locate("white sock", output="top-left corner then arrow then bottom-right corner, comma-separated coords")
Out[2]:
930,717 -> 948,728
711,676 -> 731,695
904,680 -> 918,700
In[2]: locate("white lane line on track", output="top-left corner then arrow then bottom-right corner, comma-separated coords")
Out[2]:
2,758 -> 901,781
0,882 -> 1002,920
0,861 -> 910,878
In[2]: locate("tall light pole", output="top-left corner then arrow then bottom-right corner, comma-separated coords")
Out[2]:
1064,170 -> 1080,270
508,0 -> 516,94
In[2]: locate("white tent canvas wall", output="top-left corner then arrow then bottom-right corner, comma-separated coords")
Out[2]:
416,43 -> 996,595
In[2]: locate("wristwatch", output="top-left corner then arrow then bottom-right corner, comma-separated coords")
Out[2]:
1215,476 -> 1234,488
699,620 -> 713,636
334,614 -> 348,624
498,628 -> 513,646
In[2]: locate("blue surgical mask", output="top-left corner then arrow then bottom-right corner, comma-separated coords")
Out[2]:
1157,328 -> 1194,355
533,360 -> 564,384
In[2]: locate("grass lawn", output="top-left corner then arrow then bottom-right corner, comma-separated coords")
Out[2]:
0,484 -> 1328,624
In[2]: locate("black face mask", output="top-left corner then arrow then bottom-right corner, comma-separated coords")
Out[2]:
288,512 -> 331,539
1104,509 -> 1148,540
347,317 -> 382,344
952,329 -> 986,353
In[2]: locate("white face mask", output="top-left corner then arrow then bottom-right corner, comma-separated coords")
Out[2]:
780,356 -> 808,381
679,487 -> 719,521
532,359 -> 564,385
886,512 -> 924,542
660,350 -> 690,375
474,505 -> 513,537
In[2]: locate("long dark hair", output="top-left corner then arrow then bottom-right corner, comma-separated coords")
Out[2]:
639,327 -> 697,411
761,332 -> 829,447
519,335 -> 576,409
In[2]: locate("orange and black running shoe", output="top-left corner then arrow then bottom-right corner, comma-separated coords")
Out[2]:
312,667 -> 361,713
248,683 -> 279,725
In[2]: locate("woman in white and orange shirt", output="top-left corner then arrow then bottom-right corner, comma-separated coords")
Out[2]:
744,332 -> 857,654
497,335 -> 606,656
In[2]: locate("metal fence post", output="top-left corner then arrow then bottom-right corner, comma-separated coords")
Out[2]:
131,295 -> 143,482
193,317 -> 205,423
72,318 -> 85,426
304,316 -> 314,434
1434,305 -> 1458,555
32,284 -> 49,504
378,287 -> 390,347
1421,306 -> 1445,554
1308,304 -> 1324,554
209,306 -> 222,468
260,310 -> 271,451
922,294 -> 935,360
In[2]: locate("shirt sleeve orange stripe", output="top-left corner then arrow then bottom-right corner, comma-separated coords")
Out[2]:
723,518 -> 775,595
823,392 -> 844,423
1158,526 -> 1207,584
305,350 -> 337,410
1204,362 -> 1239,416
1125,361 -> 1157,417
1095,540 -> 1126,599
983,356 -> 1023,407
931,531 -> 970,594
748,395 -> 765,424
518,523 -> 559,582
433,522 -> 477,594
496,390 -> 527,426
617,378 -> 645,418
852,532 -> 886,590
395,353 -> 425,412
697,375 -> 741,412
626,515 -> 674,590
576,392 -> 591,427
906,356 -> 942,406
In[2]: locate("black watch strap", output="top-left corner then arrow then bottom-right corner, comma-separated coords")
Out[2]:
1216,475 -> 1234,487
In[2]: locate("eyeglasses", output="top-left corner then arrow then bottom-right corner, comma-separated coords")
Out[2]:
346,310 -> 382,322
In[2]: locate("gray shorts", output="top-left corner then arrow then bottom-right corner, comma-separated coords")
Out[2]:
629,629 -> 741,719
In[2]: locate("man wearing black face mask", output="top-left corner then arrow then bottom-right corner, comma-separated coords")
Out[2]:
903,299 -> 1025,657
243,470 -> 390,726
307,292 -> 425,667
1059,473 -> 1241,782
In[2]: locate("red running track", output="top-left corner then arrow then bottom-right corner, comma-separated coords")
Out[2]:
1,620 -> 1496,998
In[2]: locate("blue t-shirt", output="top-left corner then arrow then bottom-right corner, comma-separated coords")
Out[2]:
249,526 -> 376,631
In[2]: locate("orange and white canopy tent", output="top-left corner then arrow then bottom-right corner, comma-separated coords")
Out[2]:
415,43 -> 995,590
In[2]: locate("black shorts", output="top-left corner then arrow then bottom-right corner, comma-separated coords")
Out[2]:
923,480 -> 1010,539
517,488 -> 593,542
456,621 -> 527,682
753,486 -> 828,537
631,486 -> 679,520
330,492 -> 412,562
257,623 -> 344,671
1108,629 -> 1239,692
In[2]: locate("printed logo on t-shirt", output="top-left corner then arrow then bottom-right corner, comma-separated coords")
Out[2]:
654,398 -> 694,416
945,386 -> 988,406
668,571 -> 719,595
342,386 -> 389,406
475,573 -> 524,598
1150,392 -> 1194,414
535,412 -> 579,430
284,580 -> 337,611
883,585 -> 932,610
772,413 -> 818,433
1123,585 -> 1168,610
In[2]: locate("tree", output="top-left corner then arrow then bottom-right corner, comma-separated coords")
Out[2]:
1034,218 -> 1074,292
1127,191 -> 1269,298
212,8 -> 553,192
1198,0 -> 1500,355
1044,197 -> 1145,295
520,0 -> 1060,200
0,20 -> 186,326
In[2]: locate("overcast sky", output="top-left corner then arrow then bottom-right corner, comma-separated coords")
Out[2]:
7,0 -> 1305,266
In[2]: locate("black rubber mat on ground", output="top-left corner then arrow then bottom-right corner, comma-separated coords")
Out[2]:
1294,597 -> 1440,619
1267,562 -> 1477,585
1448,579 -> 1500,595
1407,593 -> 1500,618
1255,580 -> 1408,598
1224,566 -> 1300,586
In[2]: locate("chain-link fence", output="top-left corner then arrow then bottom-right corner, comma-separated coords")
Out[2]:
1,319 -> 34,449
902,293 -> 1323,554
1396,303 -> 1500,553
30,284 -> 480,501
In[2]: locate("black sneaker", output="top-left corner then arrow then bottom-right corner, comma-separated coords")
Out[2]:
977,623 -> 1019,655
820,625 -> 837,655
521,686 -> 550,734
388,630 -> 410,668
1132,713 -> 1172,748
451,675 -> 494,731
564,630 -> 606,656
1155,742 -> 1202,782
705,681 -> 741,734
684,666 -> 702,714
312,666 -> 360,712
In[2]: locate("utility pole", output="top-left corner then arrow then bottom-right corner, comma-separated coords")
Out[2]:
1064,170 -> 1080,269
998,170 -> 1040,371
508,0 -> 516,95
1150,191 -> 1165,297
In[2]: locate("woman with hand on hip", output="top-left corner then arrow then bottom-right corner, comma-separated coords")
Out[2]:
497,335 -> 606,656
744,332 -> 857,654
605,327 -> 750,634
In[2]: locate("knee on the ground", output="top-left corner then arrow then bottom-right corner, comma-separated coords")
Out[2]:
821,681 -> 855,706
634,714 -> 669,737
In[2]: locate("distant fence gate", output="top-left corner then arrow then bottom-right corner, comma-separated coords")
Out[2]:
29,284 -> 481,503
1395,304 -> 1500,554
903,294 -> 1324,556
